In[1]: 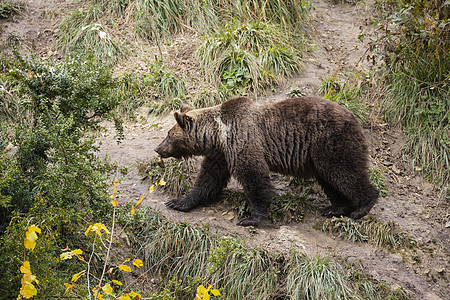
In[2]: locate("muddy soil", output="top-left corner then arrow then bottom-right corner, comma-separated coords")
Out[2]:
1,0 -> 448,299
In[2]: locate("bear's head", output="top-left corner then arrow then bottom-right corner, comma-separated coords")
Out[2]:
155,104 -> 196,159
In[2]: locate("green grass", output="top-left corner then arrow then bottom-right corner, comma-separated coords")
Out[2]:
143,59 -> 187,115
208,237 -> 278,300
369,167 -> 388,197
0,74 -> 32,123
0,1 -> 24,19
374,0 -> 449,189
215,0 -> 311,31
319,72 -> 369,122
221,190 -> 311,224
128,0 -> 310,42
320,216 -> 415,249
114,72 -> 150,119
130,0 -> 217,42
286,251 -> 354,300
192,87 -> 233,109
196,21 -> 304,93
57,7 -> 129,65
383,45 -> 449,188
270,192 -> 310,223
139,157 -> 196,198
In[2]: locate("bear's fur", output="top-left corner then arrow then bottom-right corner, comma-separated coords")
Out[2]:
155,97 -> 378,226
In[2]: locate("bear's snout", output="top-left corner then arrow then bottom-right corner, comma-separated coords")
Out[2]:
155,137 -> 175,158
154,143 -> 167,157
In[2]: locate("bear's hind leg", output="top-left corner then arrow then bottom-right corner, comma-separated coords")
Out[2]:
317,178 -> 354,218
166,152 -> 230,211
318,172 -> 378,220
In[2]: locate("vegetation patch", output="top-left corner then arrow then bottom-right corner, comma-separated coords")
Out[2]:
114,71 -> 151,119
129,208 -> 411,299
57,7 -> 129,65
139,157 -> 197,197
0,1 -> 24,19
0,54 -> 122,298
319,71 -> 369,122
320,216 -> 415,249
369,166 -> 388,197
192,87 -> 233,109
196,21 -> 304,94
286,251 -> 354,300
144,59 -> 187,115
372,0 -> 449,188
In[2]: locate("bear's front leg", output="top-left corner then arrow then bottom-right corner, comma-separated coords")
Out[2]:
234,159 -> 275,226
165,152 -> 230,211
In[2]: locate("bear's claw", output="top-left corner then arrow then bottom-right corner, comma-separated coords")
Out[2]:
237,218 -> 261,227
320,205 -> 350,218
165,198 -> 193,212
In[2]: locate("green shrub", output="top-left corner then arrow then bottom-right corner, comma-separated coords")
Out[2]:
0,54 -> 121,298
0,199 -> 88,299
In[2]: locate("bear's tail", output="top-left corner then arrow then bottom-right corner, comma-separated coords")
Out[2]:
350,187 -> 379,219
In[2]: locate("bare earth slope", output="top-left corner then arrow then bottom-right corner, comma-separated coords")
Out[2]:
2,0 -> 448,299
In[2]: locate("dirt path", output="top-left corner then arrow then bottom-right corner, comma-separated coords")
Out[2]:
2,0 -> 449,299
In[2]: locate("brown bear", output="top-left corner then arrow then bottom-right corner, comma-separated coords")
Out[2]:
155,97 -> 378,226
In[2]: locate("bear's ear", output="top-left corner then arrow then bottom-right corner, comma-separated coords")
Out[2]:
174,112 -> 193,131
180,104 -> 194,113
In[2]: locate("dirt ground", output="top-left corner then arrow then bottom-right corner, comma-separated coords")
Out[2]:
1,0 -> 448,299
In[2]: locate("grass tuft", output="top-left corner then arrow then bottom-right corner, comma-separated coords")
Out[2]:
208,237 -> 278,300
133,211 -> 215,281
319,72 -> 369,122
192,87 -> 233,109
383,46 -> 449,187
222,190 -> 311,224
57,8 -> 129,64
196,21 -> 304,94
0,1 -> 24,19
286,251 -> 354,300
320,216 -> 415,249
369,167 -> 388,197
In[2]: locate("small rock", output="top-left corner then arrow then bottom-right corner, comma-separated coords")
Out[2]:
392,164 -> 402,175
445,221 -> 450,228
383,160 -> 393,166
